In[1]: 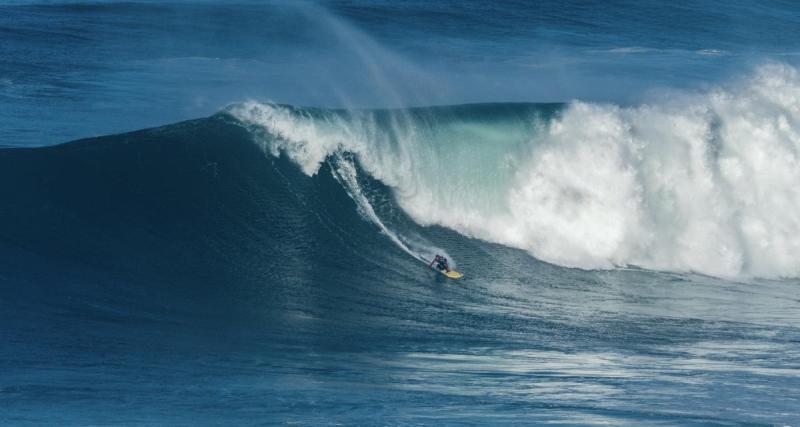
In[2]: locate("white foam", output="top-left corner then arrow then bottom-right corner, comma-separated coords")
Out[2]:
230,64 -> 800,279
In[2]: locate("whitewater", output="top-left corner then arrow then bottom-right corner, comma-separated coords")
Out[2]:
229,63 -> 800,279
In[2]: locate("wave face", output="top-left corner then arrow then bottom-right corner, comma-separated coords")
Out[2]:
230,64 -> 800,278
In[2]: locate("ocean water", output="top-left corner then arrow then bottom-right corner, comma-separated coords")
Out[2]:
1,1 -> 800,425
4,0 -> 800,146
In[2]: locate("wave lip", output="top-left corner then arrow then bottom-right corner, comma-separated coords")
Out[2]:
230,64 -> 800,279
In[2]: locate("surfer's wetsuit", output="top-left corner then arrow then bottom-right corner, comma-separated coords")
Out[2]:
432,255 -> 449,272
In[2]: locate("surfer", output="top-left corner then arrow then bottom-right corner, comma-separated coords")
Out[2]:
430,255 -> 450,273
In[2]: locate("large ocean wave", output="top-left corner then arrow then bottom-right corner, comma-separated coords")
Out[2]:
2,61 -> 799,427
229,64 -> 800,279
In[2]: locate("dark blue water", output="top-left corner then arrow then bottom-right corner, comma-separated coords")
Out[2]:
2,1 -> 800,426
3,0 -> 800,146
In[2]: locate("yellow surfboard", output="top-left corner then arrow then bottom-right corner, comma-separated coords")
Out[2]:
428,257 -> 463,279
442,270 -> 464,279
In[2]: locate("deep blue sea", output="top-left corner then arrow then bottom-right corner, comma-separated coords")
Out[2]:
2,1 -> 800,425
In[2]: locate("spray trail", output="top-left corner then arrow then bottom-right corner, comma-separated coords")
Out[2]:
329,152 -> 448,265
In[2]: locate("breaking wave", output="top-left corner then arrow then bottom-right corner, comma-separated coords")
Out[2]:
229,64 -> 800,278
